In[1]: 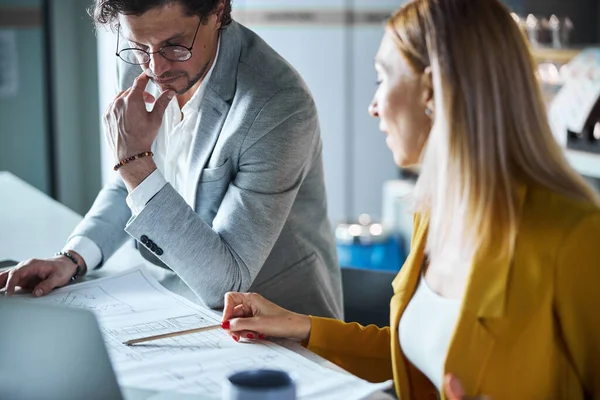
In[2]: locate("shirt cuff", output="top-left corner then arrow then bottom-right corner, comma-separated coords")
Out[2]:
125,169 -> 168,216
63,236 -> 102,271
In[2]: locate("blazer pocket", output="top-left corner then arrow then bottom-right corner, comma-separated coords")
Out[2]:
199,158 -> 232,183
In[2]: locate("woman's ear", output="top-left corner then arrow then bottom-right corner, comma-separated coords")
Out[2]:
421,66 -> 434,115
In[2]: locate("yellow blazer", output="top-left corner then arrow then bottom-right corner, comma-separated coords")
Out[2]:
307,183 -> 600,399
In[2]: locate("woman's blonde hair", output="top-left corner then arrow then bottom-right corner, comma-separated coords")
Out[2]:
387,0 -> 600,264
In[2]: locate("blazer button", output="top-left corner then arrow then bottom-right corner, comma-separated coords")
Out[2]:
140,235 -> 149,245
150,243 -> 158,252
156,248 -> 164,256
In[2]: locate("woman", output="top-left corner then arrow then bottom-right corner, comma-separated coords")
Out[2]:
220,0 -> 600,398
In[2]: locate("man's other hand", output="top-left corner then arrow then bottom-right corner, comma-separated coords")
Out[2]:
0,254 -> 85,297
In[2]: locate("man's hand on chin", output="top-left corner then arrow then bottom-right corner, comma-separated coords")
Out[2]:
103,70 -> 175,189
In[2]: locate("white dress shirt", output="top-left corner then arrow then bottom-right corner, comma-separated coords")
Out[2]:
64,38 -> 221,269
398,273 -> 462,390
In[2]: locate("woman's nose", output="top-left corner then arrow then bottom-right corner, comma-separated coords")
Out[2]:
368,101 -> 379,118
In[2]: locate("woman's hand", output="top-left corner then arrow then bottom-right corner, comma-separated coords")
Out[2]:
221,292 -> 312,342
444,374 -> 491,400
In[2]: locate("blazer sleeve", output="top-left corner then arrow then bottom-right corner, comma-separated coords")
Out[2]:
555,211 -> 600,397
124,87 -> 321,308
67,176 -> 132,267
306,316 -> 393,383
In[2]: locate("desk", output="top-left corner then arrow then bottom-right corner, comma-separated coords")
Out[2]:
0,171 -> 148,275
0,171 -> 82,261
0,171 -> 394,400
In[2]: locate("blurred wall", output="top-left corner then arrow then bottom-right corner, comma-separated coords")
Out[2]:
49,0 -> 101,214
233,0 -> 404,223
0,0 -> 101,215
0,0 -> 50,194
96,25 -> 118,185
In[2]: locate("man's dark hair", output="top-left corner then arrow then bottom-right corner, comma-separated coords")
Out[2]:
89,0 -> 232,29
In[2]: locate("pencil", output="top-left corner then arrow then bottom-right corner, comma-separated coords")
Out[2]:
123,324 -> 222,346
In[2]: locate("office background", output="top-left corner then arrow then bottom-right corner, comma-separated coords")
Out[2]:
1,0 -> 599,221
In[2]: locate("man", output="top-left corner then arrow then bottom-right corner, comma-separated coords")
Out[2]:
0,0 -> 342,318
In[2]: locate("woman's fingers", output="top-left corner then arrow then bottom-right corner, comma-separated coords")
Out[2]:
227,313 -> 310,342
443,374 -> 490,400
232,303 -> 251,318
226,329 -> 267,342
222,292 -> 272,321
221,292 -> 311,341
228,315 -> 265,334
444,374 -> 466,400
222,292 -> 254,321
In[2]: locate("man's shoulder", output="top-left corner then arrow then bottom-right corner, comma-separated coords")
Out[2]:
233,22 -> 311,100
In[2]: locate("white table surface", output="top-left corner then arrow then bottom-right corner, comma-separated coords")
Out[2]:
0,171 -> 394,400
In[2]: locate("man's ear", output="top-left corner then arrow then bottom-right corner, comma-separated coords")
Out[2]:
421,66 -> 434,114
214,0 -> 226,28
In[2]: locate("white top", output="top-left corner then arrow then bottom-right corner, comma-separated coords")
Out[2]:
64,38 -> 221,269
398,273 -> 462,390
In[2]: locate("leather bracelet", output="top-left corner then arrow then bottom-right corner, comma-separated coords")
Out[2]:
55,251 -> 83,282
113,151 -> 154,171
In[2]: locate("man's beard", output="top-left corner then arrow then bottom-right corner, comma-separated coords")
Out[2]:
176,59 -> 211,95
150,59 -> 211,96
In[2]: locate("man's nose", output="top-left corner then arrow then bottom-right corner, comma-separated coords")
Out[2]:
148,53 -> 170,77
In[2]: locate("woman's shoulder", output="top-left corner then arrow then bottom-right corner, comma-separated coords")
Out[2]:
526,183 -> 600,226
521,184 -> 600,283
522,184 -> 600,266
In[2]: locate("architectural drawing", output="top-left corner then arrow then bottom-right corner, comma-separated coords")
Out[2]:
26,268 -> 391,399
46,285 -> 134,316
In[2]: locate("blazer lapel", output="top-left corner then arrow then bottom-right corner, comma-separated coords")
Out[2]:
188,22 -> 241,208
390,214 -> 429,399
391,213 -> 429,303
188,91 -> 230,208
444,184 -> 528,396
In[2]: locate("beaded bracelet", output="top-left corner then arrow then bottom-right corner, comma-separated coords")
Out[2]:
55,251 -> 83,282
113,151 -> 154,171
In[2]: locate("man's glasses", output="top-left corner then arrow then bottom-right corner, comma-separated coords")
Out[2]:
116,20 -> 201,65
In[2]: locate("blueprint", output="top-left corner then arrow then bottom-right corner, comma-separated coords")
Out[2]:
46,285 -> 135,315
29,268 -> 392,399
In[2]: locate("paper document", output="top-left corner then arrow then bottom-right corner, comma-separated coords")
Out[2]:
29,268 -> 392,399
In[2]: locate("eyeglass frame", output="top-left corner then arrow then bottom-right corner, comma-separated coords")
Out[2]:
115,19 -> 202,65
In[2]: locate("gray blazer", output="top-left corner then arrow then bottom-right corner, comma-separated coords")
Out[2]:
70,21 -> 343,319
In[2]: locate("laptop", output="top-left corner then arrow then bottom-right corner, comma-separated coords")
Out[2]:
0,298 -> 124,400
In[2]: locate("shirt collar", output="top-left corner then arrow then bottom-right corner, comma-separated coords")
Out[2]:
181,34 -> 222,115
